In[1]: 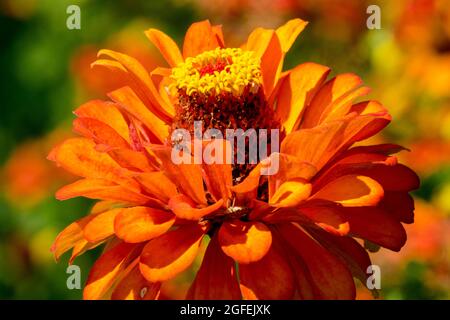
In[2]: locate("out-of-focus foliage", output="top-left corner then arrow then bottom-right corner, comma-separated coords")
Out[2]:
0,0 -> 448,299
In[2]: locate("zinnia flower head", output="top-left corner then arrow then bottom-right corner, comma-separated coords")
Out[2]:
50,19 -> 419,300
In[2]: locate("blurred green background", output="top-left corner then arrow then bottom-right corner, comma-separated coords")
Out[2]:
0,0 -> 448,299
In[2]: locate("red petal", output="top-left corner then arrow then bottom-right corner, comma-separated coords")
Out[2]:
111,259 -> 161,300
277,223 -> 356,299
187,236 -> 241,299
239,239 -> 295,299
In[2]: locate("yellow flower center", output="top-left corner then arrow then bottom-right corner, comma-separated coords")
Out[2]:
171,48 -> 261,96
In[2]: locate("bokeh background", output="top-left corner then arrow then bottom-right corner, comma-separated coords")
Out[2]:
0,0 -> 449,299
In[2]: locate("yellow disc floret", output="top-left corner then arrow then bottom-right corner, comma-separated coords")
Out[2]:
170,48 -> 261,96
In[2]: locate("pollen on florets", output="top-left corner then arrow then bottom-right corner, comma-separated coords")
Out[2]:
170,48 -> 262,97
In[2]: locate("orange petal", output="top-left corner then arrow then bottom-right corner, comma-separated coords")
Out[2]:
276,18 -> 308,53
50,215 -> 96,261
56,178 -> 156,206
278,223 -> 356,299
311,175 -> 384,207
230,162 -> 262,195
96,49 -> 174,123
90,200 -> 126,214
83,241 -> 139,300
168,195 -> 223,221
108,148 -> 158,172
114,206 -> 175,243
298,202 -> 350,236
239,240 -> 295,299
212,25 -> 225,47
69,239 -> 103,265
202,162 -> 232,203
108,86 -> 169,144
52,137 -> 133,186
139,224 -> 204,282
187,235 -> 241,299
145,28 -> 183,67
246,28 -> 283,96
269,179 -> 312,207
301,73 -> 363,129
135,171 -> 178,202
281,119 -> 347,170
152,146 -> 207,205
111,259 -> 161,300
267,153 -> 317,196
183,20 -> 221,58
321,86 -> 371,123
151,67 -> 172,77
73,117 -> 130,150
343,102 -> 391,144
218,220 -> 272,264
276,63 -> 330,133
74,100 -> 130,143
84,208 -> 122,243
201,139 -> 232,203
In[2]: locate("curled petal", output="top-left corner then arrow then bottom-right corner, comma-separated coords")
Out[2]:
145,28 -> 183,67
269,179 -> 312,207
139,224 -> 205,282
96,49 -> 174,123
114,206 -> 175,243
311,175 -> 384,207
168,195 -> 223,221
276,18 -> 308,53
218,220 -> 272,264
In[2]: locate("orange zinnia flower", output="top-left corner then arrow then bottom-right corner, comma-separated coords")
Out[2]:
50,19 -> 419,300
